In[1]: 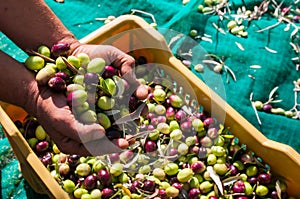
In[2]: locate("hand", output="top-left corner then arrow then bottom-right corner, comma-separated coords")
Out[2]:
33,86 -> 129,156
32,44 -> 148,156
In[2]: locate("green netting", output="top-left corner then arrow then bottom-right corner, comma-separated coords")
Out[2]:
1,0 -> 299,198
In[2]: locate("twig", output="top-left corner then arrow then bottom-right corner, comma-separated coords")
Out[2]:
61,57 -> 79,74
131,9 -> 157,24
250,92 -> 262,125
256,20 -> 282,32
26,49 -> 55,63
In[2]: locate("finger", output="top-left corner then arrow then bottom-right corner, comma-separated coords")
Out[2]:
50,131 -> 125,156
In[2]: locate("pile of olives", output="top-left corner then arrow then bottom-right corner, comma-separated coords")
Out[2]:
18,44 -> 295,199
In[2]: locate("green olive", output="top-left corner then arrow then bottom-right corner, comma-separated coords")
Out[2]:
164,162 -> 179,176
38,45 -> 51,57
110,163 -> 124,177
170,129 -> 183,140
77,53 -> 90,67
62,179 -> 75,193
97,96 -> 115,110
177,168 -> 194,183
97,112 -> 111,129
56,56 -> 67,70
165,186 -> 179,198
25,56 -> 45,70
255,185 -> 269,196
152,168 -> 166,180
87,58 -> 105,74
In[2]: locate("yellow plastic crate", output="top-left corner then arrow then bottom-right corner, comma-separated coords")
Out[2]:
0,15 -> 300,198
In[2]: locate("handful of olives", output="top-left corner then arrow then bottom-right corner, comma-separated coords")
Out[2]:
25,44 -> 148,140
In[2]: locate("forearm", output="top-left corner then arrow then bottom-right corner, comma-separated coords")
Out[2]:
0,51 -> 38,114
0,0 -> 80,54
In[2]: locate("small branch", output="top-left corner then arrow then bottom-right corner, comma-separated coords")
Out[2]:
26,49 -> 55,63
250,92 -> 262,125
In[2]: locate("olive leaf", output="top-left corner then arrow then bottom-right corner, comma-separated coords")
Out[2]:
222,175 -> 243,186
207,166 -> 224,195
275,180 -> 282,199
113,102 -> 146,125
123,148 -> 141,169
102,110 -> 120,116
98,77 -> 113,97
112,75 -> 125,97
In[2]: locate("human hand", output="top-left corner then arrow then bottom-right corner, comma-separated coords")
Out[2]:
31,44 -> 148,156
32,85 -> 131,156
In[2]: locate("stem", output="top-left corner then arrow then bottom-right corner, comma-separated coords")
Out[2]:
130,9 -> 157,24
250,92 -> 262,125
26,49 -> 55,63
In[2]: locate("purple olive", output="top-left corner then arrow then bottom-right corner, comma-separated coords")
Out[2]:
271,190 -> 279,199
102,65 -> 117,78
232,180 -> 245,193
147,92 -> 154,100
262,104 -> 272,112
150,117 -> 159,126
40,152 -> 52,166
175,110 -> 187,122
166,106 -> 175,120
228,164 -> 239,175
258,173 -> 272,184
84,72 -> 99,85
248,177 -> 257,185
235,197 -> 248,199
143,180 -> 156,192
207,127 -> 218,139
35,141 -> 49,153
168,148 -> 178,156
51,42 -> 70,56
144,140 -> 157,153
172,182 -> 182,190
23,118 -> 39,139
147,112 -> 156,120
157,115 -> 167,123
68,154 -> 80,167
180,121 -> 192,133
130,180 -> 141,193
191,161 -> 206,173
48,76 -> 66,92
203,117 -> 215,128
241,153 -> 254,163
109,153 -> 120,163
188,188 -> 201,199
158,189 -> 167,199
97,169 -> 112,185
55,72 -> 69,81
197,146 -> 207,159
83,174 -> 98,190
101,188 -> 114,199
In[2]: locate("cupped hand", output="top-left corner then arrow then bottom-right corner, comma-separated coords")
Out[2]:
32,44 -> 148,156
